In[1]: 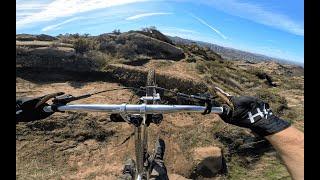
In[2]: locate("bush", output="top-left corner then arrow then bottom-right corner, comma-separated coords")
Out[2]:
117,41 -> 138,59
73,38 -> 98,54
57,34 -> 74,44
138,26 -> 174,45
186,54 -> 196,63
99,41 -> 117,54
195,61 -> 207,73
112,29 -> 121,35
85,50 -> 108,69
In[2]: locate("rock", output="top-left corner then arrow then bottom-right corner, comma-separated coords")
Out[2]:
76,136 -> 86,142
254,71 -> 277,87
57,143 -> 77,152
53,137 -> 65,143
191,146 -> 224,178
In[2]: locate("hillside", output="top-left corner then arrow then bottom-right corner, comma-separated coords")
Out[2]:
169,36 -> 304,67
16,29 -> 303,180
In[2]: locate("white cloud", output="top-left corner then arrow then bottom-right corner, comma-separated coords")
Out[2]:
190,14 -> 227,40
16,3 -> 47,11
16,0 -> 50,21
195,0 -> 304,36
125,12 -> 172,20
16,0 -> 149,29
42,17 -> 83,32
16,0 -> 304,38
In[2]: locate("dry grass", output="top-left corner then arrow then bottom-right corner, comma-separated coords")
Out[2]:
16,40 -> 73,48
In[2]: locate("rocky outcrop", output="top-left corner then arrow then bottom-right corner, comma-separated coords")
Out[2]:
100,32 -> 185,61
134,28 -> 174,45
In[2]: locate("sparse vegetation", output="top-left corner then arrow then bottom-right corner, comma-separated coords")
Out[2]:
255,89 -> 288,115
171,36 -> 303,67
112,29 -> 121,35
85,50 -> 109,69
137,26 -> 174,45
73,37 -> 98,54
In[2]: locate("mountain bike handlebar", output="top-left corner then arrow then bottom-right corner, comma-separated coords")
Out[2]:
43,104 -> 224,114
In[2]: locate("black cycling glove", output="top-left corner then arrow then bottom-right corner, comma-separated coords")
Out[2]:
16,92 -> 63,123
220,96 -> 290,137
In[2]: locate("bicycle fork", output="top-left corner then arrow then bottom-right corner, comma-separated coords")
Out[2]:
134,114 -> 150,180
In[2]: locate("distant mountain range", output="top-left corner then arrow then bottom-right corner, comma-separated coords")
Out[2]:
168,36 -> 304,67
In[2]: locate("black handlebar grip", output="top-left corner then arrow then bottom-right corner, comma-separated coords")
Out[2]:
222,104 -> 232,117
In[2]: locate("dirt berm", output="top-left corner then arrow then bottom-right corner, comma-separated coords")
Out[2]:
16,63 -> 210,97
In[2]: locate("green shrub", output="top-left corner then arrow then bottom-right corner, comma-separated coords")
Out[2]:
112,29 -> 121,35
117,41 -> 138,59
73,37 -> 98,54
186,55 -> 196,63
99,41 -> 117,54
195,62 -> 207,74
59,37 -> 74,44
85,50 -> 108,69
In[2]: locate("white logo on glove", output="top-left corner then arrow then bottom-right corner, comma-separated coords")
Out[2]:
248,104 -> 272,123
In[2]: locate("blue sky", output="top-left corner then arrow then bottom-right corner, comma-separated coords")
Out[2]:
16,0 -> 304,63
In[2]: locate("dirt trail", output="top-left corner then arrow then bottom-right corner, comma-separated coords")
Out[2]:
123,60 -> 202,81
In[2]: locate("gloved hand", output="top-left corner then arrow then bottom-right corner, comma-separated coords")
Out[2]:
220,96 -> 290,137
16,92 -> 64,123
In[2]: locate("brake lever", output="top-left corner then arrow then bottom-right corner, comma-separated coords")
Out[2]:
214,86 -> 234,109
214,87 -> 231,97
35,92 -> 65,108
52,93 -> 91,105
